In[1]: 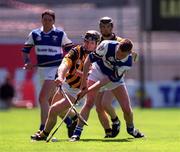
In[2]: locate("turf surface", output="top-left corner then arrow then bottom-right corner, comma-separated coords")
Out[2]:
0,108 -> 180,152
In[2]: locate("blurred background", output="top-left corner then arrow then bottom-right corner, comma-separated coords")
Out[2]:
0,0 -> 180,109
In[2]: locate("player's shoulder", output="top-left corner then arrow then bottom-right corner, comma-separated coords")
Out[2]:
98,40 -> 108,49
96,40 -> 110,55
71,44 -> 81,53
98,40 -> 118,50
74,44 -> 81,50
66,45 -> 81,59
31,28 -> 41,34
102,40 -> 119,45
100,40 -> 115,45
54,27 -> 66,34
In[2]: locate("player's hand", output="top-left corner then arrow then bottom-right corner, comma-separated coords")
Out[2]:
132,51 -> 139,63
54,77 -> 64,87
77,87 -> 88,100
23,63 -> 34,70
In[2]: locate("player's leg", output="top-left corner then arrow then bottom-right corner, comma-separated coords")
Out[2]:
31,79 -> 57,140
31,67 -> 62,139
32,95 -> 77,140
39,79 -> 56,130
101,90 -> 120,137
44,97 -> 72,133
95,91 -> 112,138
50,88 -> 78,138
32,67 -> 58,134
50,89 -> 76,121
49,88 -> 63,105
70,80 -> 98,141
112,85 -> 144,138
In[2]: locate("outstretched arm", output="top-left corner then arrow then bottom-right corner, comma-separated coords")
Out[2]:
80,55 -> 92,91
22,52 -> 34,70
77,77 -> 110,99
22,31 -> 34,70
55,60 -> 69,86
56,48 -> 78,86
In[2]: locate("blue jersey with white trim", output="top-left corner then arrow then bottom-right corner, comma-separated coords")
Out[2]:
89,40 -> 132,82
22,26 -> 72,67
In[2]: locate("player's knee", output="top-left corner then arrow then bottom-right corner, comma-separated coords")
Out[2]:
102,103 -> 109,110
95,105 -> 104,113
39,93 -> 49,104
49,105 -> 58,117
85,101 -> 94,110
39,95 -> 45,104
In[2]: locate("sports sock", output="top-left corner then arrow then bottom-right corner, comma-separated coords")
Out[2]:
105,128 -> 112,134
126,124 -> 134,133
64,116 -> 72,127
73,126 -> 83,137
111,116 -> 120,124
71,114 -> 78,122
39,124 -> 45,131
42,130 -> 49,137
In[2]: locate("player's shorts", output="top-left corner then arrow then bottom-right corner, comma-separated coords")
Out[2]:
62,82 -> 80,98
88,63 -> 125,92
38,66 -> 58,85
61,82 -> 85,103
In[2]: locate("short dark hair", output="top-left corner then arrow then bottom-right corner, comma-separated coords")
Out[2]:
119,39 -> 133,53
42,9 -> 55,21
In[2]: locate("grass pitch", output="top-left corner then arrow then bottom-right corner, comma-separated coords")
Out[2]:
0,108 -> 180,152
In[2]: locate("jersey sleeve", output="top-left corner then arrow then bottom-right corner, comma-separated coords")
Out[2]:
62,49 -> 78,68
62,31 -> 72,46
89,41 -> 107,63
62,31 -> 73,52
22,32 -> 34,53
116,55 -> 132,79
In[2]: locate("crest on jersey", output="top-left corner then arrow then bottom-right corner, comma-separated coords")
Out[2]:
36,36 -> 41,41
108,56 -> 115,62
97,43 -> 105,52
52,35 -> 58,41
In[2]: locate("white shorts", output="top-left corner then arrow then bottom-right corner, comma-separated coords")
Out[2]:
38,67 -> 58,85
62,82 -> 80,98
61,82 -> 85,103
88,63 -> 125,92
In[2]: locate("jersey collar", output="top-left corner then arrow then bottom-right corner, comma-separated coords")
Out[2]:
100,33 -> 117,42
40,25 -> 56,34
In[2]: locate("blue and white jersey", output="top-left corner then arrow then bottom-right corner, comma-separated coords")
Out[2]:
22,26 -> 72,67
89,40 -> 132,82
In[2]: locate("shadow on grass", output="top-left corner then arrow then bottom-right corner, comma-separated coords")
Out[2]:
80,138 -> 134,142
48,137 -> 134,143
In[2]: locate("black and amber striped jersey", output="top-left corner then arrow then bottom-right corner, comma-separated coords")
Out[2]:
62,45 -> 89,88
100,33 -> 123,43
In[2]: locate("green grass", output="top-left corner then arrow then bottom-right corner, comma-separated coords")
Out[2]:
0,108 -> 180,152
